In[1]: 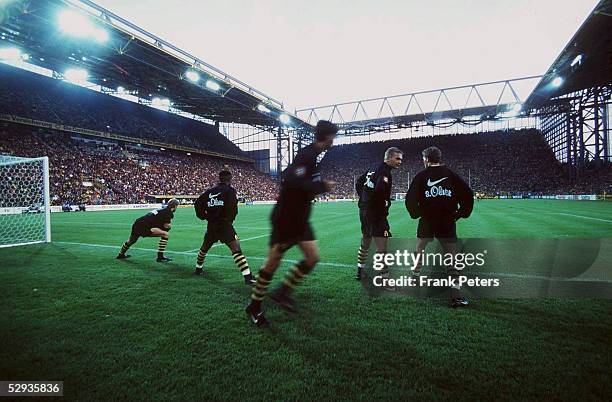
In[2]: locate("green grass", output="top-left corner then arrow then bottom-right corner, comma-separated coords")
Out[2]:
1,200 -> 611,401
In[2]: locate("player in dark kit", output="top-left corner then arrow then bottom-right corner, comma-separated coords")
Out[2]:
116,198 -> 180,262
355,147 -> 403,282
193,170 -> 255,285
246,120 -> 338,326
405,146 -> 474,307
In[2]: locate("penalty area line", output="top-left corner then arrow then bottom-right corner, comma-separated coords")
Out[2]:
554,212 -> 612,223
55,241 -> 353,268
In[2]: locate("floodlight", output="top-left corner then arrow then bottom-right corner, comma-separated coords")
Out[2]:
552,76 -> 563,88
58,9 -> 108,43
92,28 -> 109,43
206,80 -> 220,91
58,10 -> 92,36
279,114 -> 291,125
160,98 -> 170,107
152,97 -> 162,106
257,104 -> 271,113
117,86 -> 125,94
64,68 -> 88,82
185,70 -> 200,83
0,47 -> 22,61
20,53 -> 29,61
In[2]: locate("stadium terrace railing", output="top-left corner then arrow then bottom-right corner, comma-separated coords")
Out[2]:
0,114 -> 253,163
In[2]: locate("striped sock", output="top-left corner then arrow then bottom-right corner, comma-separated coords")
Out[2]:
157,237 -> 168,258
357,246 -> 369,268
251,270 -> 273,309
282,260 -> 311,291
232,252 -> 251,276
119,242 -> 131,255
196,249 -> 207,268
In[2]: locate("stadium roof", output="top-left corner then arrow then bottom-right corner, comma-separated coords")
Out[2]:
524,0 -> 612,110
0,0 -> 311,129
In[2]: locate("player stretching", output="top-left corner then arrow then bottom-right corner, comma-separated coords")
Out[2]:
193,170 -> 256,285
405,146 -> 474,308
356,147 -> 403,283
116,199 -> 180,262
246,120 -> 338,326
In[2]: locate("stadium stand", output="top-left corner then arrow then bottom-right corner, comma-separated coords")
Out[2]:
1,64 -> 608,204
0,123 -> 278,205
319,128 -> 612,197
0,63 -> 242,156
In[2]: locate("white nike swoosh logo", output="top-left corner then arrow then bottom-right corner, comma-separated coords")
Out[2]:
209,193 -> 221,198
427,177 -> 448,186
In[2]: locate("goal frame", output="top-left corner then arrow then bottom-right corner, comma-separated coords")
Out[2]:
0,155 -> 51,248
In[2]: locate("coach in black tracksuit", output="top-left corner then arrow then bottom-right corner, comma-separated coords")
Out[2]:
355,147 -> 403,280
405,146 -> 473,307
193,170 -> 255,284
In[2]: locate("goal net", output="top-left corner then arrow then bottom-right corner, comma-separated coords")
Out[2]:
0,155 -> 51,248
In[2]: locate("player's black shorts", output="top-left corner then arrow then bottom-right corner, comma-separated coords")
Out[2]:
131,222 -> 154,238
361,211 -> 391,238
269,220 -> 315,251
203,222 -> 238,245
417,218 -> 457,242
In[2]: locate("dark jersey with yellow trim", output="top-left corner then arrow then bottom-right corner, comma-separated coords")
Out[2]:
198,183 -> 238,224
360,162 -> 393,218
135,207 -> 174,229
272,143 -> 327,226
405,165 -> 473,220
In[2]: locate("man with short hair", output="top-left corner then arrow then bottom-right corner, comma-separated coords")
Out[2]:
246,120 -> 338,326
405,146 -> 474,308
116,198 -> 179,262
193,170 -> 255,285
356,147 -> 403,282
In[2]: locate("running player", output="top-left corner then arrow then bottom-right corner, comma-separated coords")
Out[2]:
116,199 -> 179,262
246,120 -> 338,326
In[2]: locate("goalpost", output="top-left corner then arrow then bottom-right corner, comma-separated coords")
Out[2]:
0,155 -> 51,248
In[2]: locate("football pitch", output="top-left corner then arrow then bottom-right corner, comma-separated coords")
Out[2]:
1,200 -> 611,400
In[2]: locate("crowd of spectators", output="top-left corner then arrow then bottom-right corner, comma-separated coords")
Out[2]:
0,124 -> 278,205
318,128 -> 612,197
0,63 -> 241,156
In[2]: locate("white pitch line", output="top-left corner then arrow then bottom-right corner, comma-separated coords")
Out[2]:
53,241 -> 612,283
53,222 -> 269,230
554,212 -> 612,223
183,233 -> 270,253
55,241 -> 352,268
